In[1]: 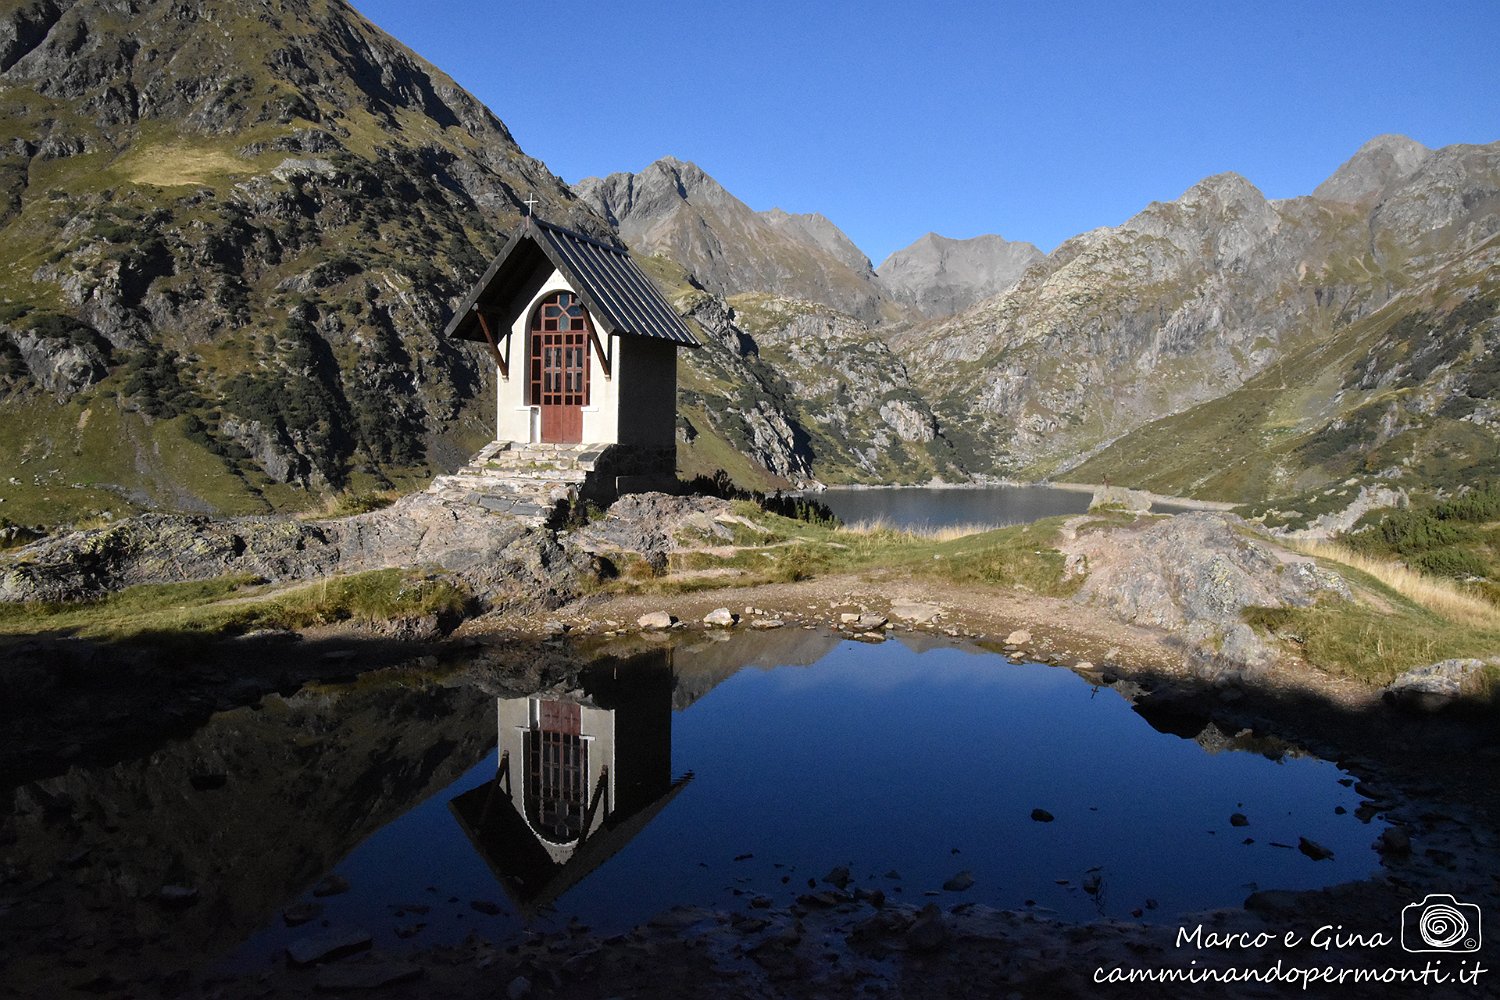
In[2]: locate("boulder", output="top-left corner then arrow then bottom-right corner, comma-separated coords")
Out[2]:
703,607 -> 738,627
1090,485 -> 1153,512
637,611 -> 675,630
1383,658 -> 1491,713
890,600 -> 941,624
1060,512 -> 1351,675
1005,629 -> 1032,645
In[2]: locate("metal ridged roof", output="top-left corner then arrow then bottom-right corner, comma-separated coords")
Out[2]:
443,218 -> 700,348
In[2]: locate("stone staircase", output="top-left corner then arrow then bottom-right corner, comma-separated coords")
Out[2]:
426,441 -> 609,523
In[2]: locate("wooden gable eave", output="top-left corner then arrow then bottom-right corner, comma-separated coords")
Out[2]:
442,230 -> 533,342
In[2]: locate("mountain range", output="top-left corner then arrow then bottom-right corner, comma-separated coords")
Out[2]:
0,0 -> 1494,529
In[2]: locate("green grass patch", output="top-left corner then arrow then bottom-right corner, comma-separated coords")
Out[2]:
920,520 -> 1081,597
0,569 -> 470,643
630,508 -> 1079,597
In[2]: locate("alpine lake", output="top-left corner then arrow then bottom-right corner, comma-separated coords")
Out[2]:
813,484 -> 1197,530
3,625 -> 1388,986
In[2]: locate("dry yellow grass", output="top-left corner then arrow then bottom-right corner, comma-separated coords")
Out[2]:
837,517 -> 997,542
1292,539 -> 1500,629
116,144 -> 251,187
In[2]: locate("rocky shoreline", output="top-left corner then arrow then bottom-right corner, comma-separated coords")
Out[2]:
3,492 -> 1498,998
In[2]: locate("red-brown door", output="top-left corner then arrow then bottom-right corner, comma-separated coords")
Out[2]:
529,292 -> 589,444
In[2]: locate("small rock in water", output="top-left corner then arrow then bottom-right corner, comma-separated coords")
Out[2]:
470,899 -> 502,916
283,902 -> 323,927
703,608 -> 738,627
942,871 -> 974,892
1030,808 -> 1055,823
823,865 -> 852,889
637,611 -> 675,629
751,618 -> 784,629
1297,837 -> 1334,861
286,926 -> 372,966
313,874 -> 351,898
906,903 -> 948,952
507,975 -> 532,999
1006,629 -> 1032,645
854,613 -> 888,630
1229,813 -> 1249,827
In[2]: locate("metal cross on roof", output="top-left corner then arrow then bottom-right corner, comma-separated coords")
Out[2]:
523,195 -> 539,216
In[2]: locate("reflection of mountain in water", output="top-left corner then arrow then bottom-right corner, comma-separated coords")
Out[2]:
450,651 -> 692,919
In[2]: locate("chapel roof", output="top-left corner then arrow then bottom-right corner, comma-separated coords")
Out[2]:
443,217 -> 700,348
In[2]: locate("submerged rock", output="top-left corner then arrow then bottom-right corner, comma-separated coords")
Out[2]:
942,870 -> 975,892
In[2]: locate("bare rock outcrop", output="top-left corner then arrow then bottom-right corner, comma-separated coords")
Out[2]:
1060,512 -> 1350,675
0,492 -> 594,611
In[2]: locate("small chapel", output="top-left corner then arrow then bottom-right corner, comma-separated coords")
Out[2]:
441,215 -> 699,509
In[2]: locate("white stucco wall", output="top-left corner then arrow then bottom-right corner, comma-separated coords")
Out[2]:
493,267 -> 677,449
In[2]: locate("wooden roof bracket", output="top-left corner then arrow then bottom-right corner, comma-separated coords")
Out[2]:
473,306 -> 509,379
583,310 -> 612,380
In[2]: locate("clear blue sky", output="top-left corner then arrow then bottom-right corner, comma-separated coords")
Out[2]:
350,0 -> 1498,265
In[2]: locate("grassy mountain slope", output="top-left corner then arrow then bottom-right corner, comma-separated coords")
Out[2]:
0,0 -> 597,524
1071,237 -> 1500,505
893,139 -> 1500,497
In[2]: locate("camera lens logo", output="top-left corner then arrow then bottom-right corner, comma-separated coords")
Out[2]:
1402,895 -> 1482,953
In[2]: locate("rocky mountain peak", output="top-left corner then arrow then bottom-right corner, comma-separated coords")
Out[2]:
760,208 -> 874,274
876,232 -> 1044,319
1314,134 -> 1431,204
573,158 -> 900,324
1122,172 -> 1279,263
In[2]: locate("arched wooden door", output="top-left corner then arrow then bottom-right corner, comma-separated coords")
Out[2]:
528,291 -> 589,443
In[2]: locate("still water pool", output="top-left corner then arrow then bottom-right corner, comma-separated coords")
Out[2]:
223,632 -> 1381,970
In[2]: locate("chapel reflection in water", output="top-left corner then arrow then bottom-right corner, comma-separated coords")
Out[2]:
448,650 -> 690,918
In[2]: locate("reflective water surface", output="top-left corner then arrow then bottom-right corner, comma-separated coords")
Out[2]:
816,486 -> 1093,529
0,630 -> 1387,985
207,632 -> 1382,970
